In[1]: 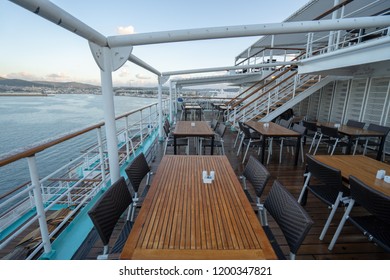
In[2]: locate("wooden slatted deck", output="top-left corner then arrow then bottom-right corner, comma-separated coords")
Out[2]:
81,112 -> 390,260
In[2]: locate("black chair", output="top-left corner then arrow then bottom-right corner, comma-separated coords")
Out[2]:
124,153 -> 153,221
346,119 -> 365,129
328,176 -> 390,252
239,155 -> 271,224
263,180 -> 313,260
200,122 -> 226,155
298,154 -> 350,240
162,123 -> 189,155
277,123 -> 306,164
88,177 -> 133,259
237,123 -> 263,164
353,123 -> 390,161
313,125 -> 348,155
302,120 -> 319,153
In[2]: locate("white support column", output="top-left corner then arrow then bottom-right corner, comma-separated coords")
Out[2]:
27,156 -> 51,254
100,47 -> 120,183
328,0 -> 341,52
157,76 -> 164,141
169,80 -> 173,122
96,128 -> 106,183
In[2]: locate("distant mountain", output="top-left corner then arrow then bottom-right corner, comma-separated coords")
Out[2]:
0,77 -> 98,89
36,81 -> 99,89
0,78 -> 49,88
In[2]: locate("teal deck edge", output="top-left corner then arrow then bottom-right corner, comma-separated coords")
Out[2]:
41,128 -> 159,260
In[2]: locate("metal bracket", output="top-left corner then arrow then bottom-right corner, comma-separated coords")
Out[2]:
159,75 -> 170,85
89,41 -> 133,71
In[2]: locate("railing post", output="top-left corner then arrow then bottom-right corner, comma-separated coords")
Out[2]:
124,117 -> 130,161
96,128 -> 107,183
139,111 -> 144,144
27,155 -> 52,254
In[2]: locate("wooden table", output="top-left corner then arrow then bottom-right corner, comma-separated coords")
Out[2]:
120,155 -> 277,260
318,122 -> 386,160
314,155 -> 390,196
173,121 -> 215,155
245,120 -> 301,165
183,104 -> 202,120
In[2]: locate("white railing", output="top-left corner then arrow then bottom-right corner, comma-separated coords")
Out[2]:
0,99 -> 169,259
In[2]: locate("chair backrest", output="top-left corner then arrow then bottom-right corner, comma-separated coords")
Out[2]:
367,123 -> 390,136
320,125 -> 339,138
240,123 -> 253,139
279,118 -> 292,128
210,119 -> 218,130
88,177 -> 133,247
346,119 -> 365,129
125,153 -> 151,193
302,120 -> 318,133
305,154 -> 343,188
264,180 -> 313,257
215,123 -> 226,138
292,124 -> 307,135
163,123 -> 170,137
349,176 -> 390,224
243,155 -> 271,198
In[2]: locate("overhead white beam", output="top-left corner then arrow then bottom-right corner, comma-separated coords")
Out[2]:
107,16 -> 390,47
9,0 -> 107,46
162,61 -> 299,76
128,54 -> 161,76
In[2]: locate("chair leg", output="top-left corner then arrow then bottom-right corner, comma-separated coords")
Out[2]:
330,139 -> 339,155
237,136 -> 245,156
279,139 -> 283,164
308,132 -> 317,153
313,134 -> 323,155
319,192 -> 343,240
242,140 -> 252,164
233,131 -> 242,148
267,138 -> 273,164
328,199 -> 355,251
298,173 -> 311,204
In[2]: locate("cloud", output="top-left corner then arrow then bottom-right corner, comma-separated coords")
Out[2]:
45,72 -> 71,81
117,25 -> 135,35
135,73 -> 151,80
5,72 -> 42,81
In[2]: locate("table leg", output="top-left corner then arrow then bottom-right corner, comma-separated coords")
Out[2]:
261,137 -> 266,164
345,136 -> 354,155
295,136 -> 301,166
210,135 -> 214,155
174,136 -> 177,154
377,136 -> 385,161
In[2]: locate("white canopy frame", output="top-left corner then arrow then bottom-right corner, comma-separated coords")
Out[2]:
9,0 -> 390,185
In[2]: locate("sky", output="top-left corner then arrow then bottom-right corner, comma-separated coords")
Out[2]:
0,0 -> 309,87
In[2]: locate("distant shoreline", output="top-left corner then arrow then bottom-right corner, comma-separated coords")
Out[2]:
0,93 -> 48,97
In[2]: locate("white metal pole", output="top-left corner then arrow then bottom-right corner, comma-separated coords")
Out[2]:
157,77 -> 164,140
169,80 -> 173,123
100,47 -> 120,183
27,155 -> 52,254
96,128 -> 106,183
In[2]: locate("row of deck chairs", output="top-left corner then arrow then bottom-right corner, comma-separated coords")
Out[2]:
87,152 -> 152,259
298,154 -> 390,253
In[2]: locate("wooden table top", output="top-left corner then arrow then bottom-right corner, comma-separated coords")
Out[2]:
314,155 -> 390,196
120,155 -> 277,260
245,120 -> 300,137
318,122 -> 385,137
173,121 -> 214,137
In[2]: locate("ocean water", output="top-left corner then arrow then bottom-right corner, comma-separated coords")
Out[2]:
0,94 -> 157,195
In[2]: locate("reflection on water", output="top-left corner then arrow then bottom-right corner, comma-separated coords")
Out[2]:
0,94 -> 157,194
